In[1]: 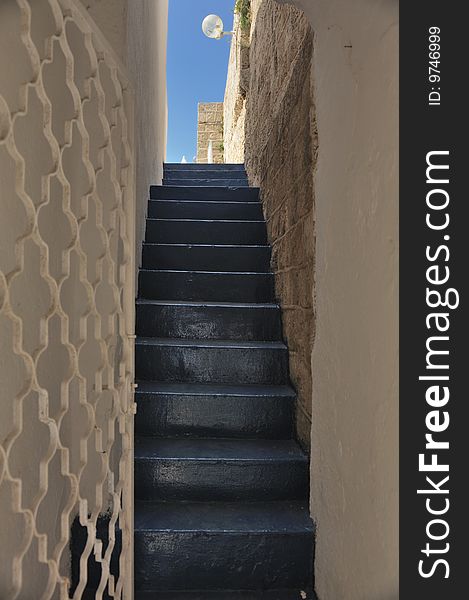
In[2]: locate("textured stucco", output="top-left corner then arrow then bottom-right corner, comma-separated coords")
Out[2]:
126,0 -> 168,270
196,102 -> 224,164
79,0 -> 168,270
223,12 -> 249,163
225,0 -> 315,448
279,0 -> 399,598
1,1 -> 142,593
225,0 -> 398,597
78,0 -> 128,60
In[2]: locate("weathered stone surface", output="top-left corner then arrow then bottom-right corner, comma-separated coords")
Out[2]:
196,102 -> 224,164
224,0 -> 315,448
223,12 -> 251,164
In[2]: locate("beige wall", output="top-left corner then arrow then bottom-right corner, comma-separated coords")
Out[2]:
196,102 -> 224,164
225,0 -> 398,597
224,12 -> 249,163
281,1 -> 399,598
0,0 -> 167,593
78,0 -> 128,60
79,0 -> 168,513
126,0 -> 168,268
80,0 -> 169,269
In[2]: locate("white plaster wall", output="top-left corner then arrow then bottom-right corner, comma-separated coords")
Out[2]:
78,0 -> 128,60
276,1 -> 399,598
1,0 -> 158,591
126,0 -> 168,269
76,0 -> 168,507
223,13 -> 247,163
80,0 -> 168,268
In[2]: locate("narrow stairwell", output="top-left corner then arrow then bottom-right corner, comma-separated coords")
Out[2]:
134,164 -> 315,599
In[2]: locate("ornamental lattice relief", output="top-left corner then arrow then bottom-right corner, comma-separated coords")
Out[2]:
0,1 -> 135,598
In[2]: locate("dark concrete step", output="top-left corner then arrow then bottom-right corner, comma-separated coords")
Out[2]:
135,338 -> 289,385
138,270 -> 275,303
145,219 -> 267,245
135,438 -> 308,502
164,163 -> 246,171
141,244 -> 271,273
148,200 -> 262,220
150,185 -> 259,202
135,591 -> 316,600
135,381 -> 295,439
134,501 -> 314,590
164,170 -> 247,181
163,178 -> 249,187
135,300 -> 282,341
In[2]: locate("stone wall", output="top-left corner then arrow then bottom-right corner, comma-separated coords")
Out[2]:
224,13 -> 250,163
225,0 -> 315,448
196,102 -> 224,164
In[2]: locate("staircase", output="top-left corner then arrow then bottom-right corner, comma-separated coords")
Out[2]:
134,164 -> 315,599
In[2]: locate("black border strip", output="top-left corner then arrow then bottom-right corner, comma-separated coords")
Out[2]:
400,3 -> 466,596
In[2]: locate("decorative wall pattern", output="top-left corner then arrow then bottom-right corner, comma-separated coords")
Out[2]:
0,1 -> 135,598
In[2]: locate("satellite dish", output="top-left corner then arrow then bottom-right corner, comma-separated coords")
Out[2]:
202,14 -> 232,39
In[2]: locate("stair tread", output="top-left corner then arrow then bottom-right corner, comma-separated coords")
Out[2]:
143,243 -> 269,248
158,185 -> 257,191
135,381 -> 296,397
136,299 -> 279,308
135,500 -> 313,533
139,268 -> 272,275
163,175 -> 247,177
136,337 -> 286,350
163,180 -> 249,185
135,591 -> 316,600
135,437 -> 306,462
164,163 -> 245,168
146,218 -> 264,224
164,171 -> 246,173
149,199 -> 253,205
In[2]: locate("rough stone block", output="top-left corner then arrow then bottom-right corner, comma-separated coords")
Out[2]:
223,0 -> 315,447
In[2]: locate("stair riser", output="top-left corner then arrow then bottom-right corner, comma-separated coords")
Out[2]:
145,220 -> 267,245
164,169 -> 246,179
134,531 -> 314,590
134,168 -> 314,597
138,271 -> 275,303
163,178 -> 249,188
135,392 -> 294,438
135,344 -> 289,385
136,303 -> 282,340
142,245 -> 271,273
135,456 -> 308,502
148,200 -> 262,220
135,591 -> 317,599
151,186 -> 259,202
164,164 -> 246,172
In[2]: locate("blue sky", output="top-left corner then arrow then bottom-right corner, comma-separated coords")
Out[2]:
166,0 -> 235,163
